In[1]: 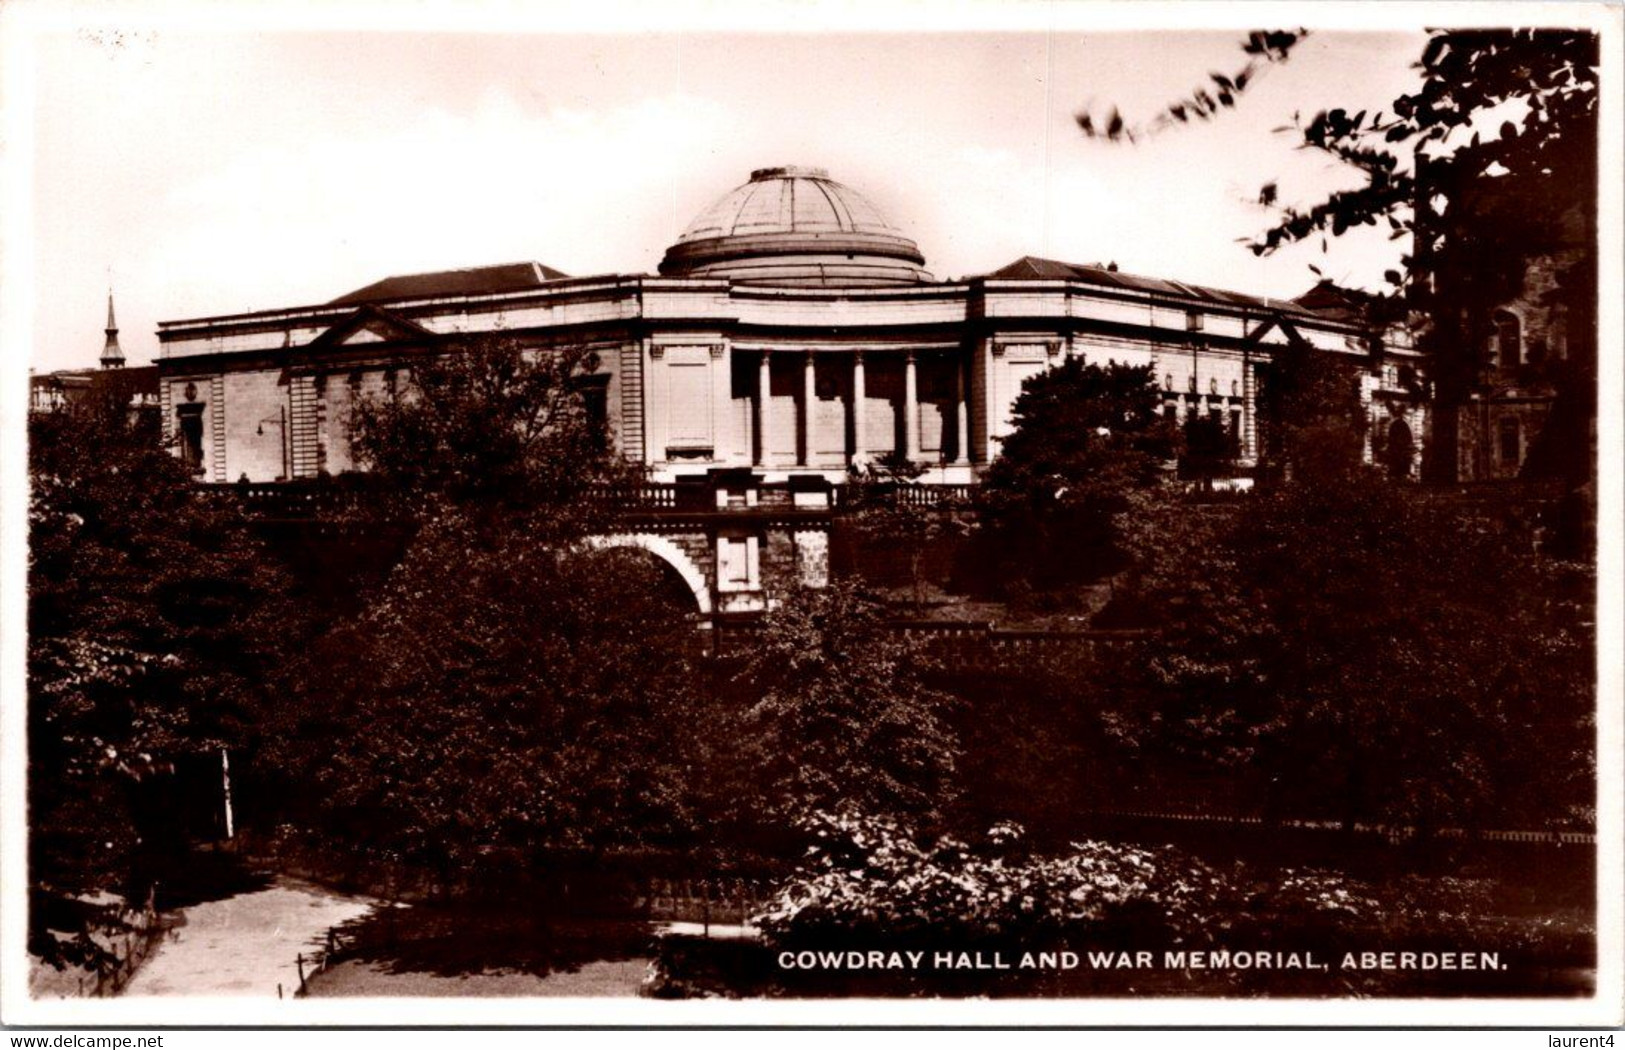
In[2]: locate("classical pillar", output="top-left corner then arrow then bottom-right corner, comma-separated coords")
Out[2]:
710,343 -> 730,463
756,351 -> 771,467
983,340 -> 1000,463
799,351 -> 815,466
851,351 -> 867,465
1241,349 -> 1257,462
953,353 -> 970,465
903,350 -> 920,462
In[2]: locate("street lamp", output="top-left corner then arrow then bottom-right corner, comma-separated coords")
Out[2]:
256,406 -> 289,481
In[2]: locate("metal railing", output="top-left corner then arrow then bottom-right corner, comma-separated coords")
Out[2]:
642,877 -> 769,936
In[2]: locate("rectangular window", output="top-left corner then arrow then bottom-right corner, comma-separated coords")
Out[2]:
1498,418 -> 1521,467
581,386 -> 608,448
718,534 -> 754,590
176,404 -> 205,473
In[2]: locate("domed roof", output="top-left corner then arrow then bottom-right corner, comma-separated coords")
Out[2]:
659,166 -> 932,286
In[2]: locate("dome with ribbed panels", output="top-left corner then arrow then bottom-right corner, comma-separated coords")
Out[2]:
659,166 -> 932,286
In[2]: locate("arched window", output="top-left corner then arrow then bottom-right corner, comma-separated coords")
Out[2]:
1493,310 -> 1522,367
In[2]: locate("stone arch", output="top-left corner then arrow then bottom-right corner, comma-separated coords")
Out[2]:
589,532 -> 712,616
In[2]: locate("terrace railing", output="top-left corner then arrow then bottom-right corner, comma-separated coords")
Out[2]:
831,482 -> 975,509
211,478 -> 984,520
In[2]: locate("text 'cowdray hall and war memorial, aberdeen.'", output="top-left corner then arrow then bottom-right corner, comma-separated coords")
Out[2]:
136,164 -> 1448,618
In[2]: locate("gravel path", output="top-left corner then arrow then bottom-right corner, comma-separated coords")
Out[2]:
123,876 -> 374,998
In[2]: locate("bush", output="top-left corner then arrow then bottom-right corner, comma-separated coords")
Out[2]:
755,810 -> 1381,954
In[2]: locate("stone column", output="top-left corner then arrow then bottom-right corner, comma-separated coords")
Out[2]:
800,351 -> 815,466
1241,349 -> 1257,462
983,340 -> 1000,464
710,343 -> 730,464
903,350 -> 920,462
953,352 -> 970,465
756,351 -> 771,467
851,351 -> 867,465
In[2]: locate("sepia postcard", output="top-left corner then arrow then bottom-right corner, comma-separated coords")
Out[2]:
1,0 -> 1620,1030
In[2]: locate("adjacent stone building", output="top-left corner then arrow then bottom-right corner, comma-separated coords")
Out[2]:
1451,201 -> 1592,484
31,294 -> 159,419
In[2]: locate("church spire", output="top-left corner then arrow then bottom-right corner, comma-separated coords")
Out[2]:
100,291 -> 125,368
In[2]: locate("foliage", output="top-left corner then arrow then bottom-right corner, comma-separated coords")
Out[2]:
933,644 -> 1124,841
1075,30 -> 1307,144
1109,471 -> 1594,831
1253,335 -> 1369,479
977,359 -> 1178,592
1248,29 -> 1599,480
276,334 -> 710,890
755,810 -> 1374,951
272,529 -> 705,890
1178,414 -> 1236,486
28,389 -> 302,959
1081,29 -> 1599,482
1251,29 -> 1597,272
347,336 -> 630,532
735,583 -> 960,825
839,453 -> 972,610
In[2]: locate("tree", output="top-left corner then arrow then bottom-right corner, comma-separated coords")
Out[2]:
346,335 -> 629,533
272,528 -> 705,893
1080,29 -> 1599,484
1074,30 -> 1307,144
977,359 -> 1178,595
273,336 -> 709,894
1253,334 -> 1369,481
1108,470 -> 1593,832
28,388 -> 302,963
1246,29 -> 1599,483
734,582 -> 960,825
839,453 -> 971,612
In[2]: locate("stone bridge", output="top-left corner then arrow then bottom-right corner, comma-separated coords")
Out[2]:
219,472 -> 974,628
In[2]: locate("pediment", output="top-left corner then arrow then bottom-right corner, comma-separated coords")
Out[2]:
308,304 -> 432,350
1242,315 -> 1312,349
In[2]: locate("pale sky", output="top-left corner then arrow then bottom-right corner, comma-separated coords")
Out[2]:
25,17 -> 1434,372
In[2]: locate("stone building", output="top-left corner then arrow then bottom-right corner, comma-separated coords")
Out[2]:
153,165 -> 1425,613
1450,200 -> 1592,484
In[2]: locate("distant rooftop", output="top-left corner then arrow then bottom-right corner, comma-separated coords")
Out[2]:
982,256 -> 1326,318
330,261 -> 570,306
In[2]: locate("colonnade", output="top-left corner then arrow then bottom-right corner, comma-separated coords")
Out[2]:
751,349 -> 971,468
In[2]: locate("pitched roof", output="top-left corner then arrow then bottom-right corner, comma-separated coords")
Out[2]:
980,256 -> 1324,318
1291,279 -> 1382,322
329,261 -> 570,306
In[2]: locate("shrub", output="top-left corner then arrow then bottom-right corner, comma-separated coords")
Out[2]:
754,810 -> 1310,951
